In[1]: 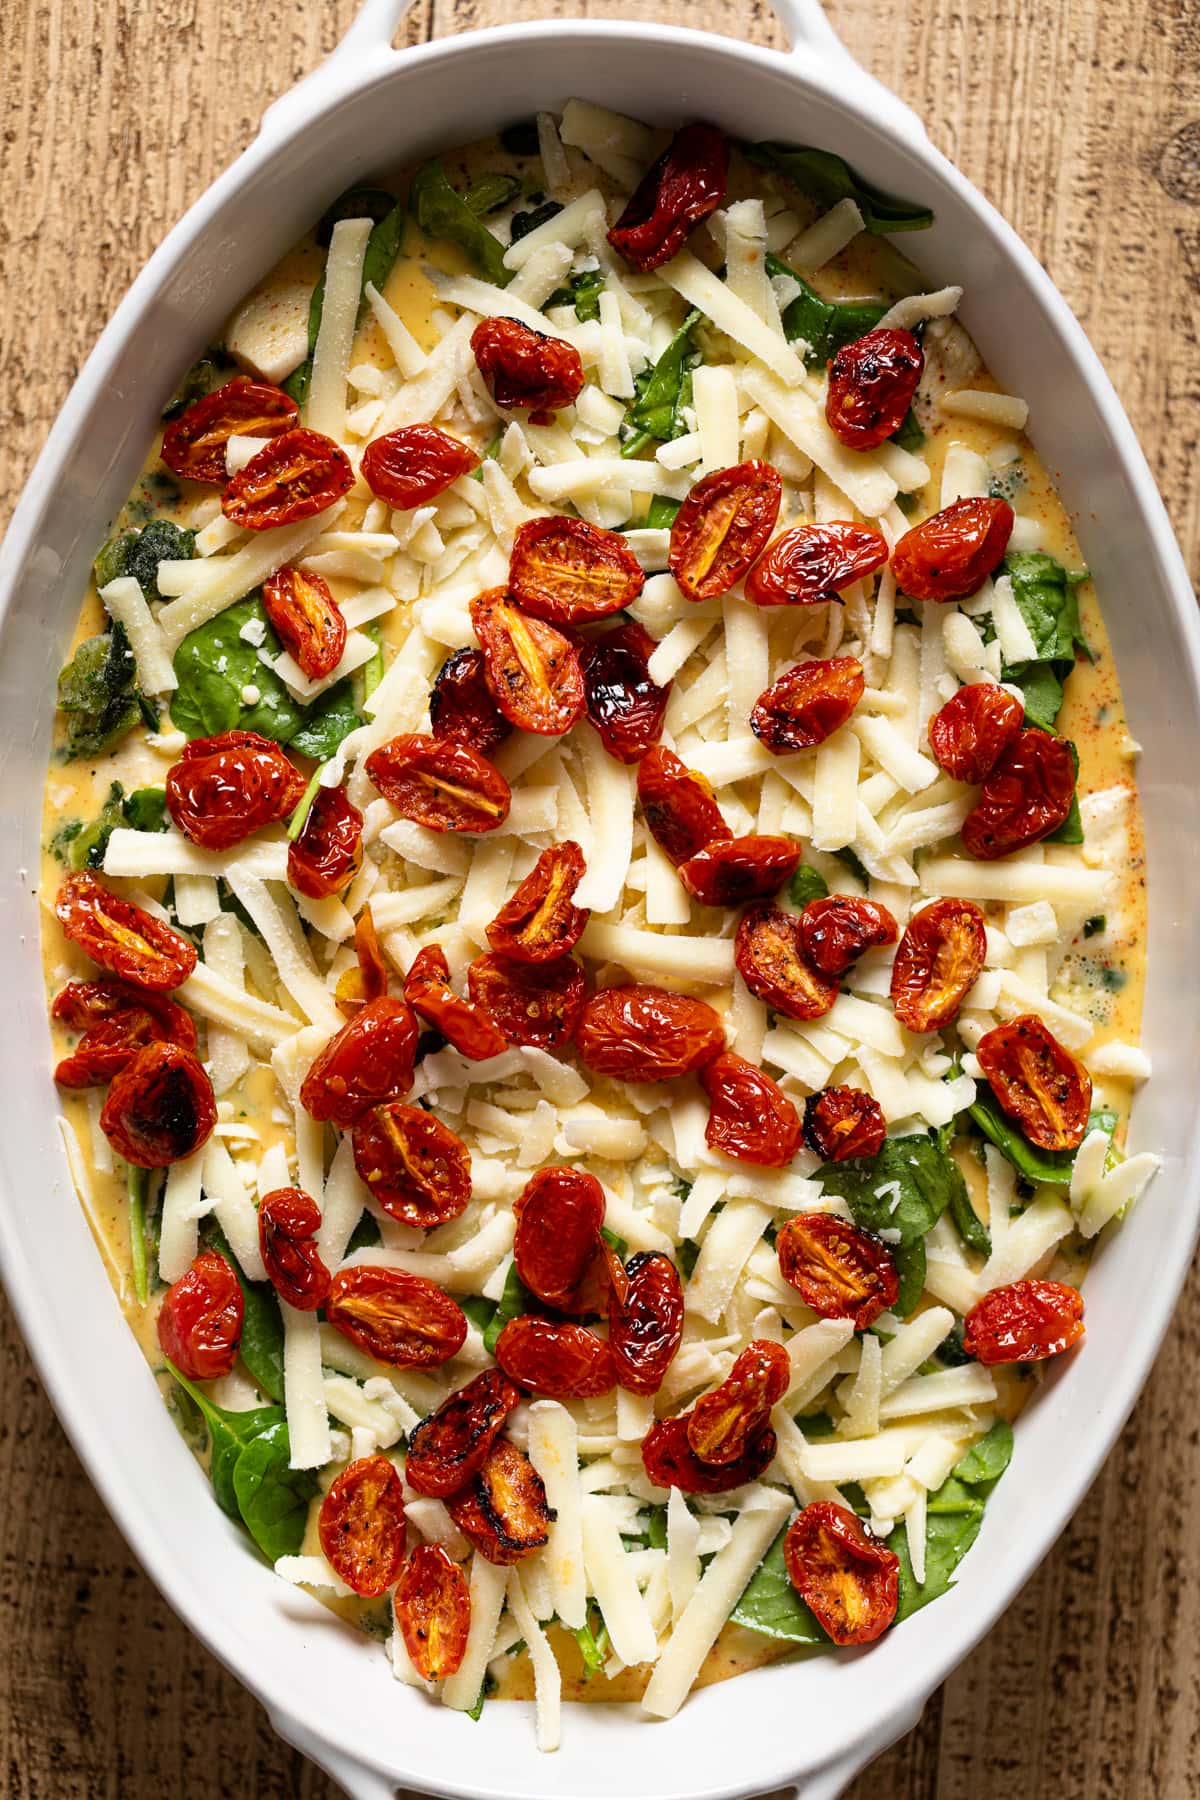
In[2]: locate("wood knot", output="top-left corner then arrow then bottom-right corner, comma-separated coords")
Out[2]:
1158,122 -> 1200,204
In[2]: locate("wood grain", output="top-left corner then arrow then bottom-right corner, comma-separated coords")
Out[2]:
0,1 -> 1196,1794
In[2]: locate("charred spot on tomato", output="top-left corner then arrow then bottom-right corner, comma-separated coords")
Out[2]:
100,1042 -> 217,1167
578,621 -> 670,764
636,745 -> 731,866
750,658 -> 865,754
608,1251 -> 684,1395
429,648 -> 512,755
825,328 -> 924,451
802,1086 -> 887,1163
445,1439 -> 552,1564
405,1369 -> 522,1498
745,523 -> 889,608
798,896 -> 898,976
641,1413 -> 777,1494
471,317 -> 584,421
319,1456 -> 408,1598
734,903 -> 839,1021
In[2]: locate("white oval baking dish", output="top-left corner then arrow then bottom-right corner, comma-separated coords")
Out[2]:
1,3 -> 1196,1796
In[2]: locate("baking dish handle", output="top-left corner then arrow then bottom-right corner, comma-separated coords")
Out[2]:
766,0 -> 928,144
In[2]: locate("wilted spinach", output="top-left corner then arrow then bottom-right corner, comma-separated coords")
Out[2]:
57,624 -> 142,759
232,1420 -> 320,1561
621,310 -> 701,457
966,1091 -> 1117,1188
996,552 -> 1091,731
788,863 -> 830,907
747,142 -> 933,233
767,252 -> 886,368
203,1220 -> 286,1403
409,161 -> 511,287
547,269 -> 605,322
93,517 -> 197,602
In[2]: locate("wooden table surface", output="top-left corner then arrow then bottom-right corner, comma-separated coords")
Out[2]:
1,0 -> 1197,1793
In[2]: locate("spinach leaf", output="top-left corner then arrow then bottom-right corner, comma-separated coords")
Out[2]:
644,494 -> 682,529
892,408 -> 926,452
166,1363 -> 284,1520
831,847 -> 870,890
893,1237 -> 927,1319
966,1090 -> 1117,1188
729,1525 -> 825,1643
289,678 -> 361,759
203,1220 -> 286,1403
483,1261 -> 534,1355
789,863 -> 829,907
316,187 -> 397,245
344,1211 -> 383,1256
947,1170 -> 991,1258
766,253 -> 885,368
954,1419 -> 1014,1487
998,552 -> 1091,728
463,173 -> 522,216
817,1132 -> 964,1245
645,1504 -> 669,1551
93,517 -> 197,602
677,1236 -> 702,1281
57,624 -> 142,759
547,270 -> 604,322
162,350 -> 236,421
127,1166 -> 151,1306
621,310 -> 701,458
61,781 -> 127,870
888,1421 -> 1014,1622
125,786 -> 168,832
511,198 -> 563,241
232,1420 -> 320,1561
410,161 -> 511,287
1044,740 -> 1083,846
1012,661 -> 1065,732
287,190 -> 406,404
574,1610 -> 610,1678
460,1294 -> 498,1335
747,142 -> 933,233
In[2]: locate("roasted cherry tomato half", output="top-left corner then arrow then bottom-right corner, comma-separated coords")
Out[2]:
365,732 -> 511,833
928,682 -> 1025,784
404,1369 -> 522,1499
101,1042 -> 217,1168
470,317 -> 584,424
678,834 -> 800,907
890,897 -> 987,1033
300,997 -> 418,1127
52,979 -> 196,1088
333,904 -> 391,1018
803,1086 -> 887,1163
798,896 -> 899,976
262,564 -> 347,682
394,1544 -> 472,1680
607,122 -> 729,271
287,783 -> 363,900
783,1502 -> 899,1645
352,1100 -> 472,1229
325,1265 -> 467,1367
56,872 -> 197,992
578,620 -> 671,765
494,1316 -> 617,1399
466,952 -> 587,1049
486,841 -> 589,963
509,515 -> 645,625
221,426 -> 354,530
960,728 -> 1076,860
470,588 -> 585,736
258,1186 -> 331,1312
637,745 -> 731,867
701,1050 -> 803,1168
156,1248 -> 243,1380
403,945 -> 509,1061
319,1456 -> 407,1598
976,1014 -> 1092,1151
824,327 -> 925,451
166,730 -> 306,852
575,984 -> 725,1082
445,1439 -> 552,1565
963,1278 -> 1085,1365
777,1213 -> 899,1329
687,1340 -> 790,1466
513,1166 -> 605,1310
160,375 -> 298,485
745,521 -> 889,608
641,1414 -> 777,1495
361,424 -> 480,508
891,496 -> 1014,602
669,460 -> 782,602
607,1251 -> 685,1395
750,656 -> 865,753
429,648 -> 512,755
734,903 -> 839,1021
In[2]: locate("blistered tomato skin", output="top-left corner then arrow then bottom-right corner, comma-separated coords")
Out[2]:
745,522 -> 889,608
701,1051 -> 803,1167
445,1439 -> 552,1565
641,1414 -> 777,1494
466,953 -> 587,1049
608,1251 -> 685,1395
486,841 -> 589,963
365,733 -> 512,833
287,784 -> 363,900
405,1369 -> 522,1498
325,1266 -> 467,1367
334,904 -> 391,1018
52,979 -> 196,1088
579,621 -> 671,764
513,1167 -> 605,1310
56,873 -> 198,992
166,730 -> 307,851
394,1544 -> 472,1680
221,426 -> 354,529
891,496 -> 1015,602
160,376 -> 298,484
262,564 -> 346,681
471,317 -> 584,423
352,1100 -> 473,1229
509,515 -> 645,624
783,1502 -> 899,1645
300,997 -> 418,1128
470,589 -> 586,737
678,835 -> 801,907
799,896 -> 899,976
607,123 -> 729,271
258,1187 -> 331,1312
669,461 -> 783,602
101,1043 -> 217,1168
361,425 -> 480,508
976,1014 -> 1093,1150
319,1457 -> 407,1598
890,897 -> 987,1032
803,1086 -> 887,1163
963,1278 -> 1085,1365
575,984 -> 725,1082
735,904 -> 839,1022
928,683 -> 1025,784
429,648 -> 513,755
750,658 -> 865,754
156,1248 -> 243,1380
777,1213 -> 899,1329
403,945 -> 509,1061
824,328 -> 925,451
686,1341 -> 790,1465
637,745 -> 731,866
960,728 -> 1077,860
495,1316 -> 617,1399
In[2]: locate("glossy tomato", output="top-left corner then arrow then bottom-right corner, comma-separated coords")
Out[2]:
513,1167 -> 605,1310
798,896 -> 898,976
575,984 -> 725,1081
351,1100 -> 472,1229
783,1502 -> 899,1645
891,496 -> 1014,602
262,564 -> 346,682
963,1278 -> 1085,1365
607,123 -> 728,271
678,834 -> 801,906
365,733 -> 511,833
287,784 -> 363,899
361,424 -> 480,507
221,426 -> 354,529
160,376 -> 297,484
802,1086 -> 887,1163
101,1042 -> 217,1167
960,728 -> 1076,859
734,903 -> 839,1021
607,1251 -> 684,1395
394,1545 -> 471,1681
156,1248 -> 243,1380
258,1186 -> 331,1312
777,1213 -> 899,1329
470,317 -> 584,423
429,648 -> 512,755
405,1369 -> 521,1499
976,1014 -> 1092,1151
445,1439 -> 551,1565
403,945 -> 509,1061
166,730 -> 306,851
701,1051 -> 802,1167
325,1266 -> 466,1367
750,657 -> 865,753
509,515 -> 645,624
466,952 -> 586,1049
319,1456 -> 407,1598
745,522 -> 889,608
51,979 -> 196,1088
578,620 -> 670,764
56,873 -> 197,992
928,682 -> 1025,784
494,1316 -> 617,1399
669,461 -> 782,602
334,904 -> 391,1018
890,897 -> 987,1032
641,1413 -> 777,1494
486,841 -> 589,963
824,327 -> 924,450
470,589 -> 585,736
686,1340 -> 790,1465
636,745 -> 731,866
300,997 -> 418,1127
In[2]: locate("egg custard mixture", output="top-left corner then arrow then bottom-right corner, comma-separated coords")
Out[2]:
41,105 -> 1160,1746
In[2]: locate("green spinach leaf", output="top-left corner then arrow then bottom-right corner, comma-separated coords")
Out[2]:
998,552 -> 1091,728
124,786 -> 168,832
966,1090 -> 1117,1188
232,1420 -> 320,1561
831,847 -> 870,889
61,781 -> 128,870
162,350 -> 236,421
817,1132 -> 964,1245
93,517 -> 197,602
287,189 -> 406,404
893,1237 -> 928,1319
463,173 -> 522,216
483,1261 -> 535,1355
766,253 -> 886,368
644,494 -> 682,529
729,1526 -> 825,1643
57,624 -> 142,759
410,161 -> 511,287
621,310 -> 701,457
547,269 -> 605,322
289,677 -> 361,759
888,1421 -> 1014,1622
166,1363 -> 284,1520
511,198 -> 563,241
203,1221 -> 286,1403
747,142 -> 933,233
788,863 -> 830,906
